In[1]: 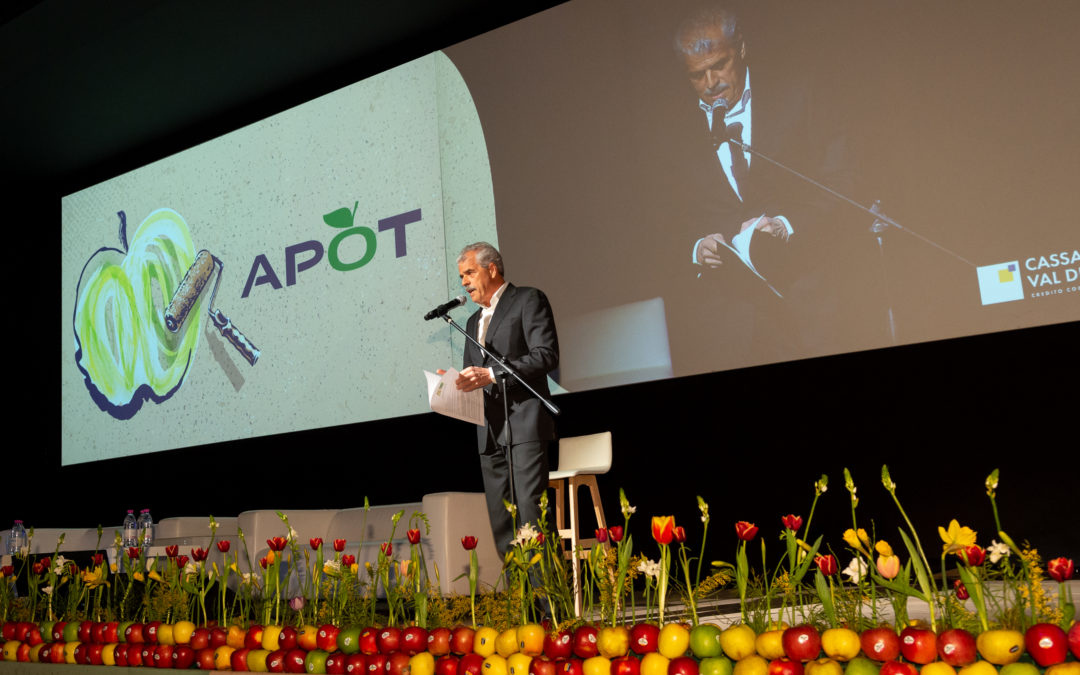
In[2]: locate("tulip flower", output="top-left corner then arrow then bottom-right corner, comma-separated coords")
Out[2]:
127,547 -> 141,559
165,544 -> 179,558
341,554 -> 356,567
1048,557 -> 1074,582
461,536 -> 478,550
609,525 -> 624,542
0,565 -> 13,577
407,529 -> 421,545
876,550 -> 901,580
652,515 -> 675,544
259,556 -> 270,569
958,545 -> 985,567
536,532 -> 544,545
954,578 -> 969,600
191,547 -> 209,562
815,554 -> 838,576
310,537 -> 323,550
267,536 -> 288,552
673,526 -> 687,543
595,527 -> 608,543
333,539 -> 347,552
735,521 -> 758,541
781,514 -> 803,531
216,540 -> 230,553
843,528 -> 871,556
380,542 -> 393,557
173,555 -> 188,569
91,553 -> 104,566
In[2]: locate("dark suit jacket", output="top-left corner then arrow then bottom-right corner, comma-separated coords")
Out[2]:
463,284 -> 559,450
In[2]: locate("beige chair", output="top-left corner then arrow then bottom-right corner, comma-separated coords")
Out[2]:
548,431 -> 612,616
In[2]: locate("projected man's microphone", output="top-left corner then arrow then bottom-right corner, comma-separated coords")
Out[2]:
165,250 -> 261,366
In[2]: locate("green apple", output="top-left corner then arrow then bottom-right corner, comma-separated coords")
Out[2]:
690,625 -> 725,659
844,657 -> 880,675
1000,663 -> 1041,675
700,656 -> 735,675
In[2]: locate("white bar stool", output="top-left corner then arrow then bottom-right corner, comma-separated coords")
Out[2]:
547,431 -> 612,616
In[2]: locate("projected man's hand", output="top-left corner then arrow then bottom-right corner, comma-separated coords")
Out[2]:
740,215 -> 790,240
696,233 -> 729,268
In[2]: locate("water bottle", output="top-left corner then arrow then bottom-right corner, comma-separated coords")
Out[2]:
137,509 -> 154,549
122,510 -> 138,548
7,520 -> 27,556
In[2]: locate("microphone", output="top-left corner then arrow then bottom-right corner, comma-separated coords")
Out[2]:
424,295 -> 468,320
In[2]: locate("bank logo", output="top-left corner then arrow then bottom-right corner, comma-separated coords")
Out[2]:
976,261 -> 1025,305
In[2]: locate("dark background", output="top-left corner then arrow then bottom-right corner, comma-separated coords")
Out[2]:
3,1 -> 1077,567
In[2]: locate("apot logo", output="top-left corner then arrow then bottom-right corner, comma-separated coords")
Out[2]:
241,203 -> 421,298
976,261 -> 1024,305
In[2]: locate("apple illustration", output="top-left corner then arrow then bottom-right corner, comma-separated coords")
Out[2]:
74,209 -> 204,420
1025,623 -> 1067,667
859,628 -> 899,663
782,626 -> 821,662
898,627 -> 936,665
937,629 -> 977,667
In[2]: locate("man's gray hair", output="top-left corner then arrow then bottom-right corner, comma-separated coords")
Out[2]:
458,242 -> 504,276
674,4 -> 741,57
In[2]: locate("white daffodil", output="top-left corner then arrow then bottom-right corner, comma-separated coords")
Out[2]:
988,540 -> 1011,564
323,559 -> 342,575
842,557 -> 868,584
42,585 -> 53,596
53,556 -> 70,575
511,523 -> 540,548
637,558 -> 661,580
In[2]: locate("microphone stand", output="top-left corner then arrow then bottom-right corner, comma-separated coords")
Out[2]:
438,310 -> 560,515
724,134 -> 975,345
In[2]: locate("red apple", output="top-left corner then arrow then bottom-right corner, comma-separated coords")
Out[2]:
189,626 -> 210,651
878,661 -> 917,675
559,658 -> 585,675
73,643 -> 88,665
126,643 -> 144,667
387,650 -> 413,675
210,626 -> 229,649
782,626 -> 821,662
346,653 -> 369,674
232,646 -> 252,671
460,652 -> 485,675
377,626 -> 401,654
91,621 -> 106,644
50,621 -> 66,642
266,648 -> 287,672
573,626 -> 600,659
14,642 -> 30,662
768,658 -> 804,675
898,627 -> 936,665
403,626 -> 429,655
285,647 -> 309,673
429,627 -> 453,657
327,651 -> 349,674
196,646 -> 217,670
1068,621 -> 1080,660
1025,623 -> 1068,667
0,622 -> 14,641
174,644 -> 196,669
114,644 -> 130,667
612,654 -> 641,675
319,625 -> 343,652
85,643 -> 104,666
368,652 -> 389,675
670,656 -> 701,675
279,626 -> 299,651
104,621 -> 120,643
530,656 -> 557,675
859,628 -> 900,663
546,630 -> 575,660
937,629 -> 976,667
154,643 -> 175,668
23,625 -> 42,646
125,622 -> 145,644
140,643 -> 156,665
78,620 -> 94,643
247,625 -> 266,649
145,620 -> 162,644
436,655 -> 461,675
452,626 -> 476,656
630,625 -> 660,656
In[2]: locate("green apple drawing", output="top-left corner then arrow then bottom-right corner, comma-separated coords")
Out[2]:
73,208 -> 202,419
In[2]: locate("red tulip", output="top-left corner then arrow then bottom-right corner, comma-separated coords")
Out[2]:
342,554 -> 356,567
91,553 -> 104,566
260,556 -> 270,569
191,548 -> 209,562
609,525 -> 624,543
333,539 -> 347,552
673,526 -> 687,543
165,545 -> 179,558
954,579 -> 969,600
216,540 -> 230,553
1048,557 -> 1074,582
781,514 -> 803,531
381,542 -> 393,557
267,537 -> 287,552
536,533 -> 545,545
958,545 -> 985,566
407,529 -> 421,545
0,565 -> 13,577
310,537 -> 323,551
735,521 -> 758,541
815,554 -> 838,576
127,547 -> 141,559
461,536 -> 478,550
175,555 -> 189,569
652,516 -> 675,545
595,528 -> 608,544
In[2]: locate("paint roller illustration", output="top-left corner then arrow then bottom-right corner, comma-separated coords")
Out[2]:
165,250 -> 261,366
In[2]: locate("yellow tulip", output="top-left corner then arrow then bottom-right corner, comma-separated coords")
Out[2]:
938,519 -> 977,554
875,540 -> 894,557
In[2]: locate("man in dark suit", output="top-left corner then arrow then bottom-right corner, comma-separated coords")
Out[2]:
664,3 -> 872,373
452,242 -> 559,556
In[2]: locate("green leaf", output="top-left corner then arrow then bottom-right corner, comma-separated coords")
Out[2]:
815,569 -> 836,625
791,535 -> 823,584
899,528 -> 934,601
323,201 -> 359,229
